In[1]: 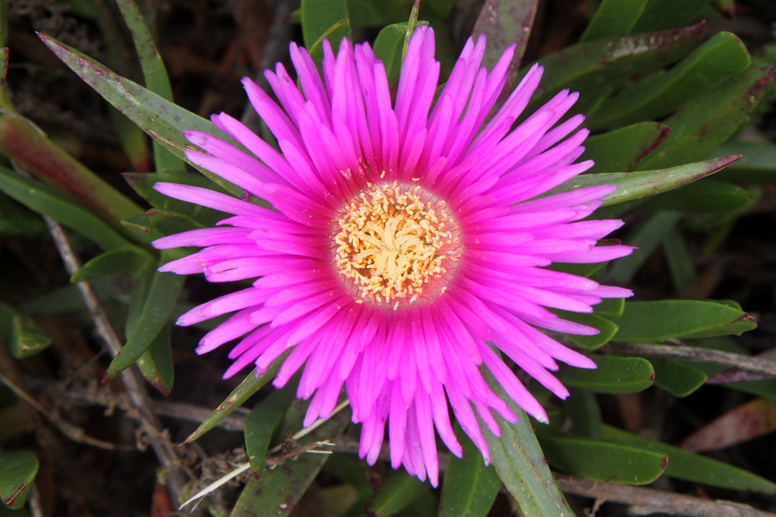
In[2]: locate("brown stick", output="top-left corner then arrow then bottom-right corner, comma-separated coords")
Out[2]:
40,210 -> 188,502
606,343 -> 776,377
556,475 -> 776,517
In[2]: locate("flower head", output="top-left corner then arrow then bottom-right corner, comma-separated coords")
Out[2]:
153,27 -> 633,486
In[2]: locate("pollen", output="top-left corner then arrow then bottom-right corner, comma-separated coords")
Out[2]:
333,181 -> 461,308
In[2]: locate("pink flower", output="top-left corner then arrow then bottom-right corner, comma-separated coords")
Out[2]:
153,27 -> 633,486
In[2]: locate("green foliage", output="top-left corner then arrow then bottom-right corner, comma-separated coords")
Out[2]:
1,0 -> 774,514
614,300 -> 757,342
184,352 -> 291,444
0,303 -> 51,359
556,356 -> 655,393
438,426 -> 500,517
480,366 -> 575,516
0,451 -> 38,510
538,434 -> 668,484
230,400 -> 351,516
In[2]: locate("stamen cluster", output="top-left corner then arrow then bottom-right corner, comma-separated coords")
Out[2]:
334,182 -> 460,307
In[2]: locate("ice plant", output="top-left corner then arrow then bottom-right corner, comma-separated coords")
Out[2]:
152,27 -> 633,486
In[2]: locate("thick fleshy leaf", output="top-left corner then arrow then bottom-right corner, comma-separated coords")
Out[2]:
438,426 -> 500,517
184,352 -> 290,444
556,356 -> 655,394
614,300 -> 757,342
0,451 -> 38,510
581,122 -> 671,173
565,388 -> 601,438
123,171 -> 230,226
631,0 -> 711,33
0,303 -> 51,359
601,425 -> 776,493
635,66 -> 776,171
244,387 -> 297,473
230,400 -> 351,517
0,166 -> 134,251
526,22 -> 705,110
643,180 -> 758,214
121,214 -> 155,243
579,0 -> 648,42
713,141 -> 776,184
663,228 -> 695,290
0,115 -> 143,227
364,471 -> 427,517
595,298 -> 625,319
551,155 -> 741,207
114,0 -> 181,173
37,34 -> 242,197
538,434 -> 667,484
608,210 -> 683,285
147,209 -> 205,237
105,252 -> 185,378
308,19 -> 352,65
373,22 -> 408,85
472,0 -> 538,75
681,398 -> 776,452
71,248 -> 153,283
650,358 -> 707,397
301,0 -> 350,49
554,311 -> 618,350
347,0 -> 406,26
480,367 -> 574,515
588,32 -> 750,129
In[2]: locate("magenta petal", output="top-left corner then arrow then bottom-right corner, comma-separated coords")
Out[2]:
152,26 -> 636,486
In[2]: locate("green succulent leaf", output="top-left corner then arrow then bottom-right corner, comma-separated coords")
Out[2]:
635,66 -> 776,171
526,22 -> 706,110
308,19 -> 352,65
438,426 -> 500,517
579,0 -> 648,42
301,0 -> 350,49
713,141 -> 776,184
608,210 -> 683,285
650,358 -> 708,397
37,34 -> 242,197
554,312 -> 619,350
643,179 -> 758,214
581,122 -> 671,173
0,303 -> 52,359
135,323 -> 174,395
553,155 -> 741,207
588,32 -> 751,129
556,355 -> 655,393
538,434 -> 668,484
0,451 -> 38,510
373,22 -> 408,85
244,387 -> 297,473
230,400 -> 351,517
0,166 -> 133,252
631,0 -> 712,33
472,0 -> 538,73
105,252 -> 185,379
184,351 -> 291,444
364,471 -> 427,517
114,0 -> 181,173
614,300 -> 757,342
480,367 -> 574,516
601,425 -> 776,493
147,209 -> 205,237
71,248 -> 153,283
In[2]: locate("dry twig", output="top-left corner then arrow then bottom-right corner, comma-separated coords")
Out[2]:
606,342 -> 776,377
36,203 -> 189,503
557,475 -> 776,517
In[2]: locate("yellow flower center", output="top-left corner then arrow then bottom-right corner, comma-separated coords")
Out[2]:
334,182 -> 461,308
